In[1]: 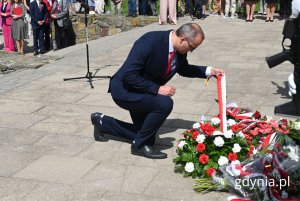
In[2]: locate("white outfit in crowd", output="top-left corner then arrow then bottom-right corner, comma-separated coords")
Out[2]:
225,0 -> 236,18
95,0 -> 105,14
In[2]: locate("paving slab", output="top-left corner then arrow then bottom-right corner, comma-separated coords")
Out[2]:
0,14 -> 297,201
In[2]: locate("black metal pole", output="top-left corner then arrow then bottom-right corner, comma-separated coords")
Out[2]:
63,3 -> 111,89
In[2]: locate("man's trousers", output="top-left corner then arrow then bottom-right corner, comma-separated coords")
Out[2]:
100,94 -> 173,148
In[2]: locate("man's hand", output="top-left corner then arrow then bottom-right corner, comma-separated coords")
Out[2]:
51,14 -> 57,19
38,20 -> 44,25
288,73 -> 296,96
211,68 -> 224,76
158,85 -> 176,96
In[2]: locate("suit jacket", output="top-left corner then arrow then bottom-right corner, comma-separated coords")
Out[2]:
109,30 -> 208,102
29,0 -> 47,29
0,2 -> 13,26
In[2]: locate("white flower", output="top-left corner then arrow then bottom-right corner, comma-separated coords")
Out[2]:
193,122 -> 200,129
232,143 -> 241,153
231,160 -> 241,165
214,136 -> 224,147
196,134 -> 206,143
294,121 -> 300,130
236,131 -> 244,138
218,156 -> 229,166
178,141 -> 187,149
211,117 -> 221,125
227,119 -> 236,126
184,162 -> 195,173
224,130 -> 234,139
285,146 -> 299,162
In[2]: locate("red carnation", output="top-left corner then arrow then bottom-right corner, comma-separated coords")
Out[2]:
253,111 -> 261,119
231,124 -> 240,133
192,131 -> 200,139
206,167 -> 216,177
228,152 -> 238,161
196,143 -> 206,152
200,123 -> 215,135
199,154 -> 209,164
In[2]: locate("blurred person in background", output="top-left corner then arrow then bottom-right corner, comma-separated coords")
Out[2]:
10,0 -> 26,54
244,0 -> 255,21
159,0 -> 176,25
51,0 -> 76,49
0,0 -> 15,52
265,0 -> 276,21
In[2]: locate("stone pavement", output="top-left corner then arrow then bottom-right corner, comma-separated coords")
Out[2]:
0,15 -> 296,201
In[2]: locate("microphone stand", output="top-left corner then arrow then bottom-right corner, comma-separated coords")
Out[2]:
63,2 -> 111,88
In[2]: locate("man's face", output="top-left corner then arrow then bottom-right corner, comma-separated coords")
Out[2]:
177,33 -> 203,54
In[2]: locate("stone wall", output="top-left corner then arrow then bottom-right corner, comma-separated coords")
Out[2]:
69,14 -> 158,43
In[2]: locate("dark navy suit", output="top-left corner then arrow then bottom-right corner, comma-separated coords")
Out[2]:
102,30 -> 208,148
29,0 -> 47,52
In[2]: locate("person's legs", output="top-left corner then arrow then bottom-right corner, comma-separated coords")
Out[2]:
3,23 -> 14,52
225,0 -> 230,17
117,2 -> 122,15
33,28 -> 39,53
212,0 -> 220,14
97,94 -> 173,148
230,0 -> 236,17
250,2 -> 255,20
246,3 -> 250,20
270,3 -> 275,20
38,27 -> 45,53
19,40 -> 24,54
159,0 -> 168,24
15,40 -> 20,53
266,3 -> 271,20
132,95 -> 173,148
168,0 -> 177,24
44,24 -> 50,51
128,0 -> 137,16
111,0 -> 116,14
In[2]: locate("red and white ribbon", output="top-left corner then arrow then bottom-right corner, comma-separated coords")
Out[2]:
206,74 -> 227,133
217,74 -> 227,134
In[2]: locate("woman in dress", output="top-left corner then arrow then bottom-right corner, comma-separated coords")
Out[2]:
265,0 -> 277,21
10,0 -> 26,54
244,0 -> 256,22
0,0 -> 15,52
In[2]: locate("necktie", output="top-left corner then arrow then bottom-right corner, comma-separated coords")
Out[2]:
163,51 -> 175,78
39,3 -> 42,11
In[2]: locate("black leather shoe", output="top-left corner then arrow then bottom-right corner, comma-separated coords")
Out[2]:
91,113 -> 108,142
33,51 -> 39,56
131,144 -> 167,159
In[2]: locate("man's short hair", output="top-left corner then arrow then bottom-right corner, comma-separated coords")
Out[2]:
175,23 -> 205,41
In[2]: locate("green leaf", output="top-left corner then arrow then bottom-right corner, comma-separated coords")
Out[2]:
203,164 -> 210,171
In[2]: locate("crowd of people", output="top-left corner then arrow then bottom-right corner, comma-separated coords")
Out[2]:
0,0 -> 75,55
0,0 -> 294,54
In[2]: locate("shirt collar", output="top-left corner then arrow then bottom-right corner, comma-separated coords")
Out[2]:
169,31 -> 175,53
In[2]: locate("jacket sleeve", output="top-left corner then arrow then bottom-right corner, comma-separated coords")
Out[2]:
55,0 -> 68,19
121,36 -> 160,95
176,54 -> 208,78
29,3 -> 37,24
